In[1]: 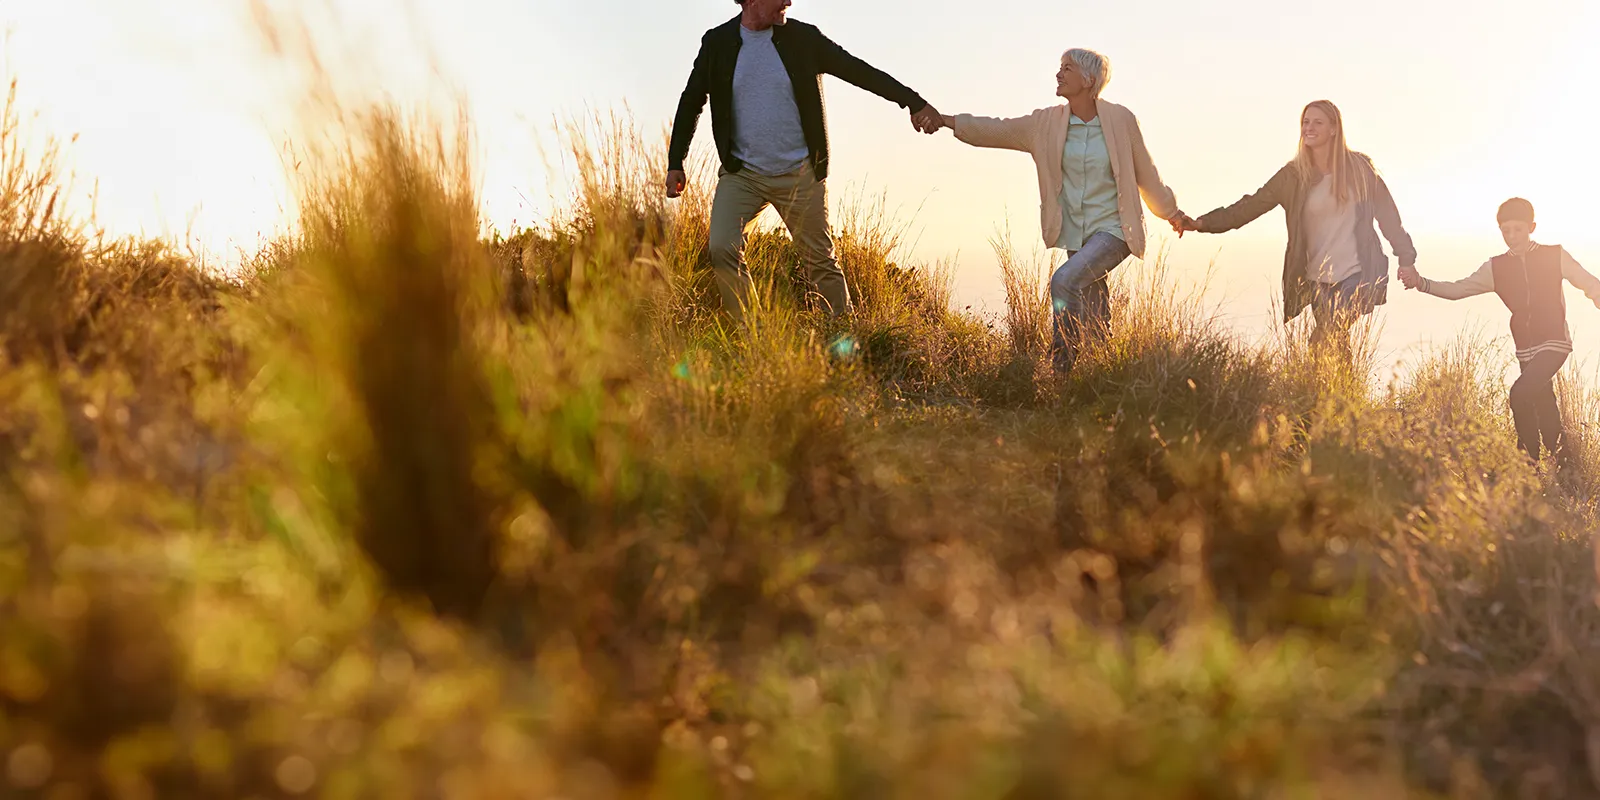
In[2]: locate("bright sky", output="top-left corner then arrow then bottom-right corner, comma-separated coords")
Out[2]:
4,0 -> 1600,381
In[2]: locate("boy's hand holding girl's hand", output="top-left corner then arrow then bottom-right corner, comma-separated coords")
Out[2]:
1398,264 -> 1422,290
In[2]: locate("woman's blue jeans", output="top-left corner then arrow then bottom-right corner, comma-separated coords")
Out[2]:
1050,231 -> 1132,372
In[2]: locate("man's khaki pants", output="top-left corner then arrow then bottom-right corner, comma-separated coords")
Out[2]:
707,160 -> 852,321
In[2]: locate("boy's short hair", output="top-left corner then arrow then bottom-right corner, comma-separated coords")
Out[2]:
1497,197 -> 1536,225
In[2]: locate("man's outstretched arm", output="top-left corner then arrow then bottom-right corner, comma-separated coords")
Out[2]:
813,30 -> 941,132
666,35 -> 713,197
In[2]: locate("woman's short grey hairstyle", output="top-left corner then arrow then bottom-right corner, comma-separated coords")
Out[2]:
1062,48 -> 1112,97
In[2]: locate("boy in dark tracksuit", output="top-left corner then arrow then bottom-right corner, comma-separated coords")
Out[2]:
1399,198 -> 1600,463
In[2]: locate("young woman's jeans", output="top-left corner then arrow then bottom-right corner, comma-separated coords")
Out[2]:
1050,231 -> 1132,372
1308,275 -> 1370,367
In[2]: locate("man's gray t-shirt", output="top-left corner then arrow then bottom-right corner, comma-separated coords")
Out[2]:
731,26 -> 810,177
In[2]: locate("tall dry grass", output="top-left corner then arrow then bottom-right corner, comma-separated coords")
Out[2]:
991,224 -> 1050,362
3,61 -> 1600,798
291,109 -> 504,622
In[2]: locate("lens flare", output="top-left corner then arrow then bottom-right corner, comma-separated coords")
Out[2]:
828,334 -> 859,361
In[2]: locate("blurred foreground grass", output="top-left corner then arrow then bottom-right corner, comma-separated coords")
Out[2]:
3,79 -> 1600,799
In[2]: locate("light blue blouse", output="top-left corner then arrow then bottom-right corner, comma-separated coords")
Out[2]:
1057,113 -> 1123,252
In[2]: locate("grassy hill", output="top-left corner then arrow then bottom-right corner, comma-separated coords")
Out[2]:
3,87 -> 1600,799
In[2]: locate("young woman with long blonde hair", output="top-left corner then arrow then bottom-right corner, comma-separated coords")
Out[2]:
1180,100 -> 1416,362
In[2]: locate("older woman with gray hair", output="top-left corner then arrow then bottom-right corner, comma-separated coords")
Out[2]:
940,48 -> 1189,374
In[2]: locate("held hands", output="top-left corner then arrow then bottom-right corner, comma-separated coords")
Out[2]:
1397,264 -> 1422,290
665,170 -> 688,199
1169,213 -> 1203,237
911,103 -> 944,134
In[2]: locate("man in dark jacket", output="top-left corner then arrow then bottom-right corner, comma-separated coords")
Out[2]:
665,0 -> 941,322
